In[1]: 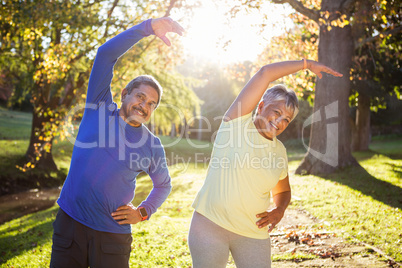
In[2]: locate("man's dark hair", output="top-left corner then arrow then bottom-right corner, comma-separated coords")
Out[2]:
125,75 -> 163,107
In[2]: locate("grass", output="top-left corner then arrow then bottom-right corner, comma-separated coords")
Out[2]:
0,164 -> 207,267
0,108 -> 75,194
272,252 -> 317,262
0,108 -> 32,140
0,138 -> 74,195
1,108 -> 402,266
288,137 -> 402,262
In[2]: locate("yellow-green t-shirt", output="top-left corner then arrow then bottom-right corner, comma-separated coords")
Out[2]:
192,112 -> 288,239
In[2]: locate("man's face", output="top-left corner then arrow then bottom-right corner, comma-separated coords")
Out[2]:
119,84 -> 159,127
254,100 -> 294,140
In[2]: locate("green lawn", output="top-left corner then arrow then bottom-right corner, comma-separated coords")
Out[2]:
1,109 -> 401,266
0,163 -> 207,267
289,136 -> 402,262
0,108 -> 32,140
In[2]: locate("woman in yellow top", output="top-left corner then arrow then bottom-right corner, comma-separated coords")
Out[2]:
189,59 -> 343,268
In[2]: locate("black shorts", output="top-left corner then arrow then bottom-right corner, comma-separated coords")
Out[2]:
50,208 -> 132,268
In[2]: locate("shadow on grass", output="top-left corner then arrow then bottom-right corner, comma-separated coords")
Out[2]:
0,153 -> 67,196
319,163 -> 402,210
0,206 -> 58,264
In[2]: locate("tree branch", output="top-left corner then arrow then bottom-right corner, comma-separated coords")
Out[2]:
102,0 -> 120,39
164,0 -> 177,17
355,25 -> 402,50
61,71 -> 88,108
138,0 -> 178,57
271,0 -> 320,23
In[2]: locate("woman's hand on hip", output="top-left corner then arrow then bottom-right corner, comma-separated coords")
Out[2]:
256,207 -> 286,233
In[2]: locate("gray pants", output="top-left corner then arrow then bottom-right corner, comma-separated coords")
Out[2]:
50,209 -> 132,268
188,212 -> 271,268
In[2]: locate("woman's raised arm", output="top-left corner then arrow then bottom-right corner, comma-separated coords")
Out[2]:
223,59 -> 343,121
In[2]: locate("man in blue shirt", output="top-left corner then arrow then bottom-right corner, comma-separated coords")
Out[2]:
50,17 -> 184,268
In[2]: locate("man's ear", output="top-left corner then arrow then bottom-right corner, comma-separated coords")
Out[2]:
121,88 -> 128,101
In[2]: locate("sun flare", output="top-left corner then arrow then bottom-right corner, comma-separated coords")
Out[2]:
172,0 -> 293,64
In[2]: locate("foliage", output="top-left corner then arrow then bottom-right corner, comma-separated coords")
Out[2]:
256,15 -> 318,102
349,1 -> 402,123
251,0 -> 402,108
0,0 -> 201,172
148,69 -> 202,136
177,59 -> 239,141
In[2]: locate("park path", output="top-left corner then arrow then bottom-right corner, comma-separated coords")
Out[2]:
0,188 -> 400,267
0,187 -> 60,224
272,206 -> 399,267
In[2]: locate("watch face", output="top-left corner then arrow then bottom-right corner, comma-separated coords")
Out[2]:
139,207 -> 148,217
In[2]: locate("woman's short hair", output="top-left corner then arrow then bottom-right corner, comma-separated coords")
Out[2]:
125,75 -> 163,107
260,84 -> 299,121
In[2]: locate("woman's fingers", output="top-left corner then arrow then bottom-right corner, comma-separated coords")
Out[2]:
323,65 -> 343,77
312,63 -> 343,79
256,209 -> 285,232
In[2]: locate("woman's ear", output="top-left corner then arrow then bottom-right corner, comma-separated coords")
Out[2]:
257,101 -> 264,114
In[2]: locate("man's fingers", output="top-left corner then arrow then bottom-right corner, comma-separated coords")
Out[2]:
112,214 -> 126,220
112,208 -> 131,217
173,21 -> 185,35
111,211 -> 127,218
154,18 -> 184,46
117,219 -> 130,225
113,209 -> 128,214
115,205 -> 130,211
159,35 -> 171,46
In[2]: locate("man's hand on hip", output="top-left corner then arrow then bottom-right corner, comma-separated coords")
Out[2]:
111,203 -> 142,225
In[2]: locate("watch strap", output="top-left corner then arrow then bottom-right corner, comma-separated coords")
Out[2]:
138,207 -> 148,221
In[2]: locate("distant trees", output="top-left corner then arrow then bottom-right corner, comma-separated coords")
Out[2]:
178,58 -> 238,141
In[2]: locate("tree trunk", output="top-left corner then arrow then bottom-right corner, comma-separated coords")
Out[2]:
352,93 -> 371,151
296,0 -> 359,175
350,1 -> 373,152
170,123 -> 176,138
26,110 -> 58,171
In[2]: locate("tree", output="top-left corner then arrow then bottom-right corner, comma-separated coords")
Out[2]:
230,0 -> 401,174
0,0 -> 199,172
350,0 -> 402,151
178,58 -> 238,141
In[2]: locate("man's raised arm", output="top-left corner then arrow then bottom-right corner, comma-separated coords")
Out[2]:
85,18 -> 184,105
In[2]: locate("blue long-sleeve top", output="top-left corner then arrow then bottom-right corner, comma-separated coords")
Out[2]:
57,19 -> 172,234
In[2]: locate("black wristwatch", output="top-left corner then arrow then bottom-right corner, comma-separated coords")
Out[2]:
138,207 -> 148,221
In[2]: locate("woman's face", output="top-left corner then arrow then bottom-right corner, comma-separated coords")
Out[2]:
254,100 -> 294,140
